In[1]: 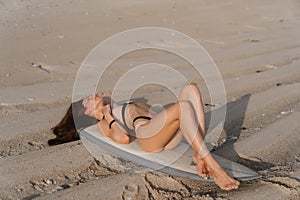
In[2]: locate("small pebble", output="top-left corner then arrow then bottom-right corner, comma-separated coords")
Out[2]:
276,83 -> 282,86
280,109 -> 293,115
34,185 -> 44,192
55,186 -> 64,191
227,136 -> 238,140
265,64 -> 277,69
28,140 -> 39,146
43,179 -> 53,185
211,142 -> 217,147
6,73 -> 11,77
30,180 -> 39,186
28,98 -> 35,102
31,63 -> 41,68
57,35 -> 64,39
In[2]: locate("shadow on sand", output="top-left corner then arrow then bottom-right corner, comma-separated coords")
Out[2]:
204,93 -> 274,171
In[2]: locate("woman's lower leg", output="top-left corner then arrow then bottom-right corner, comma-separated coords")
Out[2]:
179,84 -> 206,137
178,101 -> 209,158
178,101 -> 240,190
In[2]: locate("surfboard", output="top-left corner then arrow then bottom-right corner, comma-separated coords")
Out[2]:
79,124 -> 261,181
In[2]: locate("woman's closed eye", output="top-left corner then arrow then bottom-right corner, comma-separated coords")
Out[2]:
83,95 -> 93,107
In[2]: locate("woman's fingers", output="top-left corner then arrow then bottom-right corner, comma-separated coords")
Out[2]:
196,162 -> 210,179
94,99 -> 104,120
94,109 -> 103,120
94,96 -> 101,108
102,104 -> 111,113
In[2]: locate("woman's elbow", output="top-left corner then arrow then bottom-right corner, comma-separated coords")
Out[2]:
121,135 -> 130,144
116,134 -> 130,144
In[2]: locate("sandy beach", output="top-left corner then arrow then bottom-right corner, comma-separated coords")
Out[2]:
1,0 -> 300,199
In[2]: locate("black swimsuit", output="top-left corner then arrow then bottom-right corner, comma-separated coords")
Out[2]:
121,102 -> 151,136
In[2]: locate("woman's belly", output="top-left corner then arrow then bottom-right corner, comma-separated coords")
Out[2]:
112,105 -> 123,125
112,102 -> 159,131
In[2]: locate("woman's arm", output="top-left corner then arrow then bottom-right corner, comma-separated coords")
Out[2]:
97,120 -> 111,137
100,105 -> 130,144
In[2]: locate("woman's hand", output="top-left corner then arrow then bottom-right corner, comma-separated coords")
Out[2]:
102,104 -> 111,115
94,96 -> 105,120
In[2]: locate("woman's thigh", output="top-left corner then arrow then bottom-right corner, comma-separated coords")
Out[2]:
135,102 -> 180,152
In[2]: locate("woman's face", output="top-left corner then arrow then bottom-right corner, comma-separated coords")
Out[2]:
82,95 -> 103,117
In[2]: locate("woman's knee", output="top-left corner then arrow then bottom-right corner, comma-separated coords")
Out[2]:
181,84 -> 202,98
189,84 -> 202,97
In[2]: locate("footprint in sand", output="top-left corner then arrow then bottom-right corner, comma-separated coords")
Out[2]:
122,183 -> 139,200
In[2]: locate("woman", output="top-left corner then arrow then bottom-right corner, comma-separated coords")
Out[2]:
50,84 -> 240,190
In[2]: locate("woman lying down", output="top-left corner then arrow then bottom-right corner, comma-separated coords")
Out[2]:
49,84 -> 240,190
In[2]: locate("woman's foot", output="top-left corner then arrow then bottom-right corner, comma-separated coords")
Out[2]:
203,154 -> 240,190
192,154 -> 210,179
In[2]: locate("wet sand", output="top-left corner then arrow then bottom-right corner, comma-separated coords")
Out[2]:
0,0 -> 300,199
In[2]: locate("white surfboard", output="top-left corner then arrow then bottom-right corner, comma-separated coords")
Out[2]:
79,125 -> 261,181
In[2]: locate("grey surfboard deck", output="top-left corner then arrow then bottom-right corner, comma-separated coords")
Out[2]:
79,125 -> 261,182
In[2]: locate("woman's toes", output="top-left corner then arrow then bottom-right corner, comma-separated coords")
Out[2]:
217,179 -> 240,190
228,182 -> 239,190
224,183 -> 234,190
221,184 -> 231,191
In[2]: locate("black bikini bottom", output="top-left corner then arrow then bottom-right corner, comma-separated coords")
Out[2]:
121,102 -> 151,136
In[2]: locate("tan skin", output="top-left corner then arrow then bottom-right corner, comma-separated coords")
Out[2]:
82,84 -> 240,190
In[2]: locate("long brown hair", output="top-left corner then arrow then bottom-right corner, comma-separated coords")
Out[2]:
48,99 -> 98,146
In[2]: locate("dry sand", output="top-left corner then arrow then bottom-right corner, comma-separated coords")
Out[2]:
1,0 -> 300,199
